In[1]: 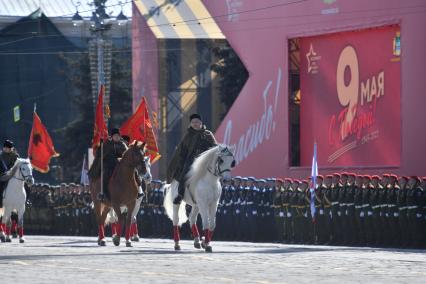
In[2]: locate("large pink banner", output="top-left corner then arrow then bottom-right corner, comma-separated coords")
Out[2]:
300,25 -> 401,167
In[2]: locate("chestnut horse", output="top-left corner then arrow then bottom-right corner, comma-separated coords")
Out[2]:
90,141 -> 148,247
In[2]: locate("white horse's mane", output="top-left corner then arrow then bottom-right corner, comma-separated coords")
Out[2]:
186,145 -> 222,186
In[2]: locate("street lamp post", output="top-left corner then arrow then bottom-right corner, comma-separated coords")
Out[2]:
71,0 -> 128,200
72,0 -> 128,111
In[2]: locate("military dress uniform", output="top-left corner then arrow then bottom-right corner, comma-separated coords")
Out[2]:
0,143 -> 19,208
273,183 -> 284,242
88,137 -> 127,199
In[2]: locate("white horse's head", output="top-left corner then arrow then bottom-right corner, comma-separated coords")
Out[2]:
214,145 -> 236,180
16,158 -> 34,186
141,156 -> 152,184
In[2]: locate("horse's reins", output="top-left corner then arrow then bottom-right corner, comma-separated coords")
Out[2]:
12,162 -> 32,182
208,153 -> 235,177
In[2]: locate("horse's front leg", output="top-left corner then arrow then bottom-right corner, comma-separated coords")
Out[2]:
111,205 -> 124,246
172,203 -> 181,251
125,201 -> 136,247
130,196 -> 143,242
1,207 -> 12,243
189,206 -> 201,249
17,205 -> 25,243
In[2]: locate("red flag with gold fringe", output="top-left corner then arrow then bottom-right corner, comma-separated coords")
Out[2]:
120,97 -> 161,163
28,112 -> 59,173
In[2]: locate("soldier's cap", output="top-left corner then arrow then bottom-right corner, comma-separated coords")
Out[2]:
399,176 -> 409,181
292,179 -> 301,183
69,183 -> 77,186
189,113 -> 202,121
3,139 -> 13,148
111,128 -> 120,136
316,175 -> 324,179
363,175 -> 372,180
348,173 -> 356,177
248,177 -> 255,181
233,176 -> 242,180
284,178 -> 293,182
301,180 -> 309,184
389,174 -> 398,180
372,175 -> 381,180
382,174 -> 390,177
241,177 -> 248,181
258,179 -> 266,183
409,176 -> 420,182
341,172 -> 349,177
276,178 -> 284,183
332,173 -> 341,177
325,175 -> 333,179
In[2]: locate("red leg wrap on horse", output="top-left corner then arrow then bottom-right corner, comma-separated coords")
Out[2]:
18,227 -> 24,238
208,230 -> 214,242
112,223 -> 118,235
173,226 -> 180,242
0,223 -> 5,232
132,223 -> 138,236
191,224 -> 199,238
5,225 -> 11,236
11,220 -> 17,233
98,225 -> 105,240
203,229 -> 210,243
125,226 -> 131,241
116,224 -> 122,237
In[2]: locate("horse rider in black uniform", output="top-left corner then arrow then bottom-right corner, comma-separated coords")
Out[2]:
167,114 -> 217,204
0,140 -> 20,208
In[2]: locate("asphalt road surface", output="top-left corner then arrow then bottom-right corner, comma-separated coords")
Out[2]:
1,236 -> 425,283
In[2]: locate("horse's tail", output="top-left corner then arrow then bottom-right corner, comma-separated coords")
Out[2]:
163,180 -> 188,226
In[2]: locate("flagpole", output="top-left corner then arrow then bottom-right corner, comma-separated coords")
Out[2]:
99,139 -> 104,200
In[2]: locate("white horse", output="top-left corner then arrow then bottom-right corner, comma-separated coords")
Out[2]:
164,144 -> 235,252
0,158 -> 34,243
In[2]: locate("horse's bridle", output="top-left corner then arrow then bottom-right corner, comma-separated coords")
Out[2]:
208,150 -> 235,177
12,162 -> 32,183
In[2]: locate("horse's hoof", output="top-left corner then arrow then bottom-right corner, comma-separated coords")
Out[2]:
12,233 -> 18,239
98,239 -> 106,246
126,240 -> 132,247
19,237 -> 25,243
0,234 -> 5,243
194,241 -> 201,249
205,245 -> 212,253
5,236 -> 11,242
113,235 -> 120,246
201,241 -> 206,249
174,244 -> 181,251
131,235 -> 140,242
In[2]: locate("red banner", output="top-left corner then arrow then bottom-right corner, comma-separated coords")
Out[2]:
120,97 -> 161,163
300,25 -> 401,167
28,112 -> 59,173
92,85 -> 108,153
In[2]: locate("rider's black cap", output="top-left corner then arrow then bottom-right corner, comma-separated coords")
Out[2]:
3,140 -> 13,148
189,113 -> 202,121
111,128 -> 120,136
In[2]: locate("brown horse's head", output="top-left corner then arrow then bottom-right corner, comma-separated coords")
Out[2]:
122,141 -> 148,175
